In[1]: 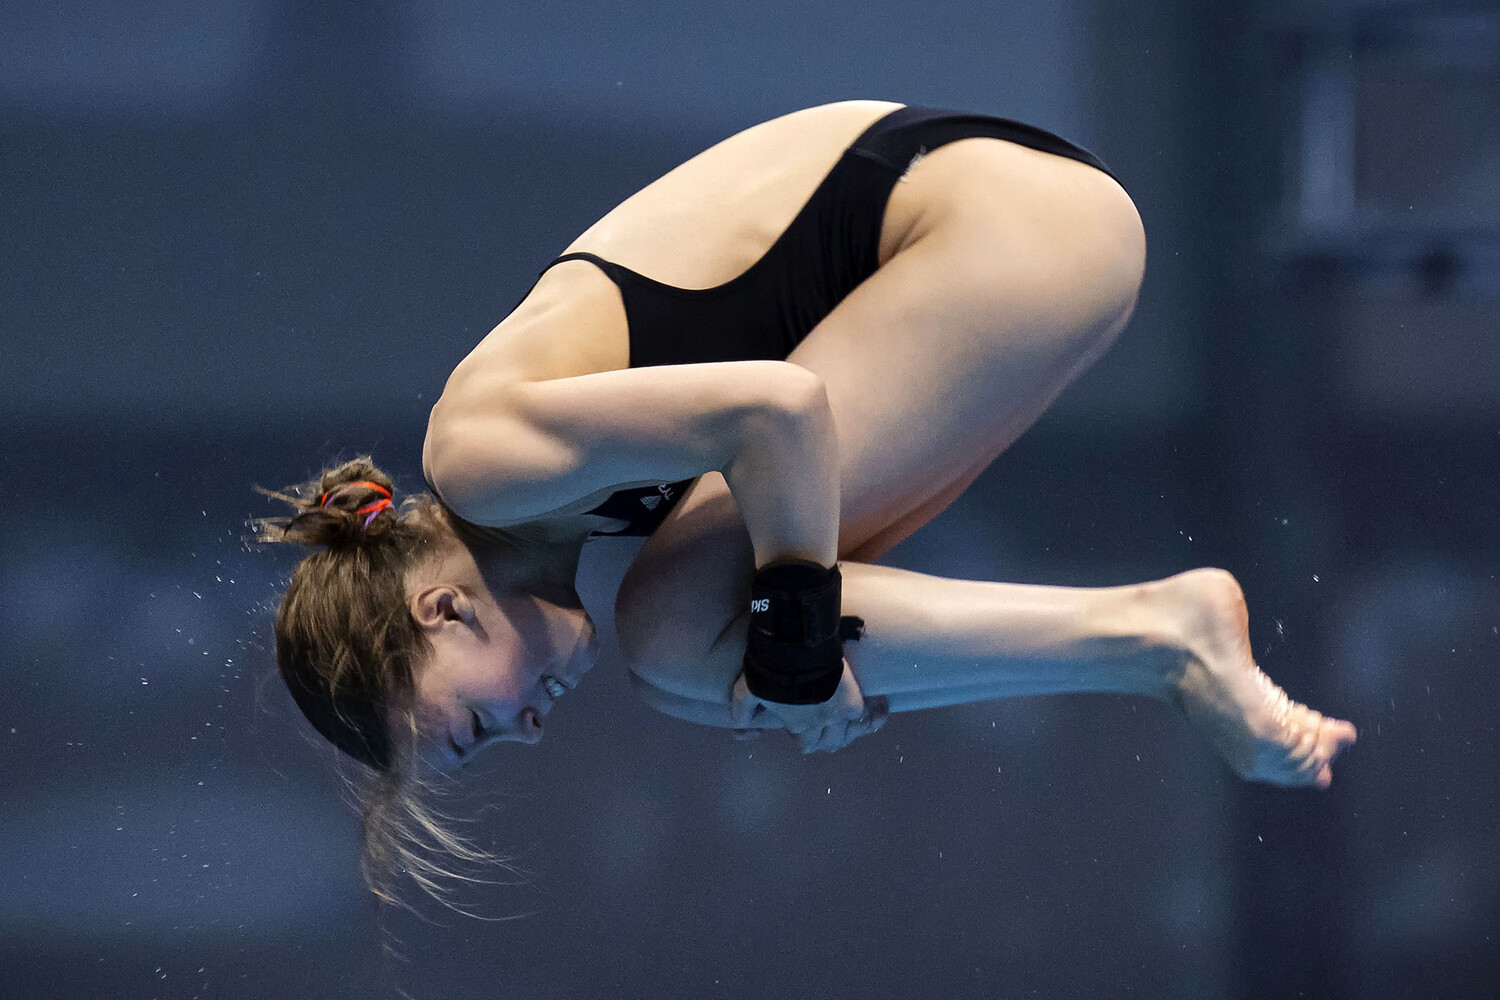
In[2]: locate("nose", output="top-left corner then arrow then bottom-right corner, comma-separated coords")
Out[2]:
452,707 -> 543,761
508,707 -> 544,744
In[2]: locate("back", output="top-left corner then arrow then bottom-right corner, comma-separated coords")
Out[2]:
562,100 -> 904,289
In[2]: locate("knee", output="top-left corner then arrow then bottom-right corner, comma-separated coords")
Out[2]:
614,566 -> 683,680
615,477 -> 753,684
614,547 -> 742,693
617,583 -> 743,705
616,607 -> 700,699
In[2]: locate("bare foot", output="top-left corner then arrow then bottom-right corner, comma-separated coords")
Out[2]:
1164,569 -> 1357,789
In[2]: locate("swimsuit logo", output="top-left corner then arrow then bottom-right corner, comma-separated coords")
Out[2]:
750,599 -> 770,613
639,483 -> 675,511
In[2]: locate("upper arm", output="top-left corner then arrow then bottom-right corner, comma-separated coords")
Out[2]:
425,360 -> 822,526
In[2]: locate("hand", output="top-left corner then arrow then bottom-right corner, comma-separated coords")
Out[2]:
729,661 -> 889,754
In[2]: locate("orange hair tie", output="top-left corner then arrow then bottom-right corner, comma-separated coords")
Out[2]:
355,498 -> 394,529
317,481 -> 395,528
317,480 -> 392,509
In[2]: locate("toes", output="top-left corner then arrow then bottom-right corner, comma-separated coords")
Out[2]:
1305,719 -> 1355,788
1290,725 -> 1319,764
1321,718 -> 1357,762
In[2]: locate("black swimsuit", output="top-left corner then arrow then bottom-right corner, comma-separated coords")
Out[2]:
452,105 -> 1112,538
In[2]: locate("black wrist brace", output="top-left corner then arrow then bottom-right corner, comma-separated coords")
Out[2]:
742,559 -> 865,705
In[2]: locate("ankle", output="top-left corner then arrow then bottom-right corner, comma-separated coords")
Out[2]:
1153,568 -> 1250,694
1111,575 -> 1206,701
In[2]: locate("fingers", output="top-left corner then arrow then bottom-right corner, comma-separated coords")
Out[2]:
796,709 -> 887,754
734,661 -> 889,754
813,696 -> 888,752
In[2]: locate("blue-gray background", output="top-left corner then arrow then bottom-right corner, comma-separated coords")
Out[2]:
3,1 -> 1497,998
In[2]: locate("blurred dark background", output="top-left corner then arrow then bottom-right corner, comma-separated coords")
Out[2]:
2,1 -> 1497,998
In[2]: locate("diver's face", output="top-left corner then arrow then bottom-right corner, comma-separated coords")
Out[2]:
408,584 -> 598,772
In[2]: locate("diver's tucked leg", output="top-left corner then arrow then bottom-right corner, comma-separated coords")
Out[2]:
629,563 -> 1356,789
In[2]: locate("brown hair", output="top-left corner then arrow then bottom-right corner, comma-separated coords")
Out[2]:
254,456 -> 526,916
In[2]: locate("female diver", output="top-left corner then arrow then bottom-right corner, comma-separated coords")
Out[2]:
260,100 -> 1356,902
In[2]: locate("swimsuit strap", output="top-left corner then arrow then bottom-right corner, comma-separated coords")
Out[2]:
543,251 -> 621,280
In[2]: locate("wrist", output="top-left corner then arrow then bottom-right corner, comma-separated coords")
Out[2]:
742,559 -> 845,704
722,368 -> 840,568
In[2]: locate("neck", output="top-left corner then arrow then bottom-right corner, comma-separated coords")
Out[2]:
469,519 -> 590,604
433,502 -> 593,602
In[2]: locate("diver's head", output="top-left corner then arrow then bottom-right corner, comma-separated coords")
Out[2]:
257,456 -> 596,774
404,532 -> 598,772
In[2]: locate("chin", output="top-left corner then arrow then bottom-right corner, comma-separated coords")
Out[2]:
571,617 -> 601,676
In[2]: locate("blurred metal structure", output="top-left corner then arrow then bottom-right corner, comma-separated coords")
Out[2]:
1223,4 -> 1500,997
1268,1 -> 1500,291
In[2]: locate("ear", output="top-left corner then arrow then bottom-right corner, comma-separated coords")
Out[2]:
408,585 -> 476,630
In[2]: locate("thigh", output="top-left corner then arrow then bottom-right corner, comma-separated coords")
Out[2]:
618,139 -> 1144,685
787,137 -> 1145,555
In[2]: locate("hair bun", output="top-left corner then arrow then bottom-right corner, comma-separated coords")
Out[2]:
255,456 -> 399,550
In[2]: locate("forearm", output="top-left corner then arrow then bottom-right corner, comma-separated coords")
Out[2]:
719,371 -> 840,569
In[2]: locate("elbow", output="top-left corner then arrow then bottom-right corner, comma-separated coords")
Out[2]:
768,362 -> 829,420
715,362 -> 830,473
742,363 -> 831,446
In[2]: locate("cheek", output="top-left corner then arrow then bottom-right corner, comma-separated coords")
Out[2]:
443,635 -> 529,702
409,662 -> 454,730
412,639 -> 484,713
